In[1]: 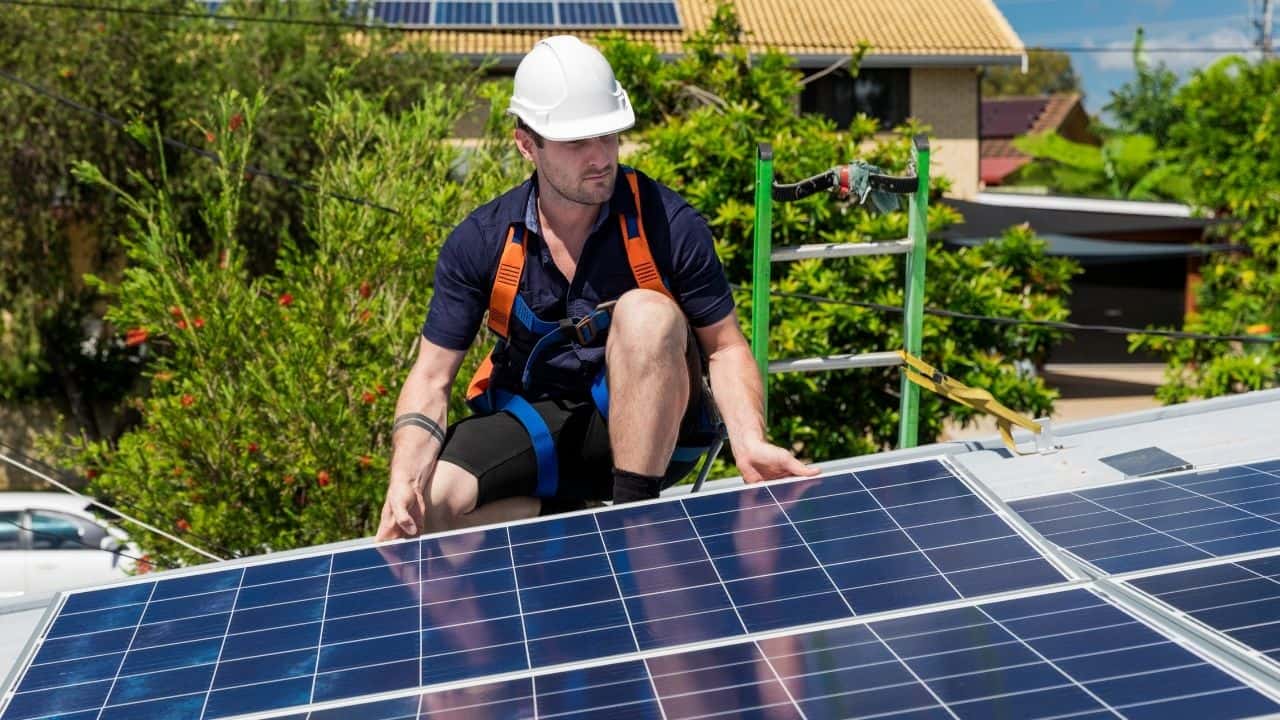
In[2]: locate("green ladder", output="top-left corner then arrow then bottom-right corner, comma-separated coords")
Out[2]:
750,135 -> 931,448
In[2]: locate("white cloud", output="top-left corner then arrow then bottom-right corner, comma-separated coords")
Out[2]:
1091,25 -> 1258,73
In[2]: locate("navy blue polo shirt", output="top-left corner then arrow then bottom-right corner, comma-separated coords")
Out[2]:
422,166 -> 735,401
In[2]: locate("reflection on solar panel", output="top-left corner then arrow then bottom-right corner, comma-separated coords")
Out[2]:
201,1 -> 683,28
1128,553 -> 1280,667
187,588 -> 1280,719
1011,458 -> 1280,574
0,460 -> 1070,720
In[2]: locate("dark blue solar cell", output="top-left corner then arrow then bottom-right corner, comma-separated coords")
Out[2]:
237,574 -> 328,609
417,678 -> 535,719
132,612 -> 230,649
203,675 -> 313,718
948,558 -> 1066,597
1094,544 -> 1213,574
325,584 -> 418,619
107,662 -> 213,704
649,643 -> 800,719
527,623 -> 636,666
100,694 -> 206,720
16,652 -> 122,692
520,597 -> 629,639
420,566 -> 515,603
807,527 -> 918,566
845,575 -> 960,615
152,568 -> 242,600
951,684 -> 1104,719
47,602 -> 144,638
243,555 -> 331,586
33,628 -> 132,665
498,1 -> 554,24
521,576 -> 617,612
323,605 -> 415,644
311,695 -> 419,720
1200,528 -> 1280,556
214,647 -> 316,688
1,680 -> 112,720
228,598 -> 323,635
1241,553 -> 1280,577
855,460 -> 950,489
926,535 -> 1039,573
421,637 -> 528,685
61,582 -> 154,614
906,514 -> 1013,549
894,494 -> 994,527
558,1 -> 615,25
1054,640 -> 1200,681
318,631 -> 416,673
434,1 -> 492,24
869,476 -> 970,508
512,529 -> 604,565
120,636 -> 220,675
619,2 -> 678,26
613,550 -> 719,596
314,659 -> 419,702
1119,687 -> 1280,720
631,605 -> 743,649
536,660 -> 657,717
1090,663 -> 1239,707
143,588 -> 236,623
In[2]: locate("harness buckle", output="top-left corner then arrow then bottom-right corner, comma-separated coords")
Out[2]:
561,300 -> 617,346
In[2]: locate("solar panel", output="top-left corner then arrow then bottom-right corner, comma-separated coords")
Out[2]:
202,1 -> 684,29
0,460 -> 1070,720
1010,458 -> 1280,574
1128,553 -> 1280,667
171,588 -> 1279,719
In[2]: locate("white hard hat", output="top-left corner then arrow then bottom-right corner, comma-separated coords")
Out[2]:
508,35 -> 635,142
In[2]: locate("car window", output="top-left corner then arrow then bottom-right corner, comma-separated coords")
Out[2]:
28,510 -> 108,551
0,511 -> 21,550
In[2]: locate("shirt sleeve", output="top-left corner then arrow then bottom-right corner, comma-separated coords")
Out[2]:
421,219 -> 491,350
668,204 -> 736,328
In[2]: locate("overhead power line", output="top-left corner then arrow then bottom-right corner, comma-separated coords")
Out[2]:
2,0 -> 1272,55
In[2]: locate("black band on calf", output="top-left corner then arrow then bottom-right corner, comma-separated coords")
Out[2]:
538,497 -> 587,516
392,413 -> 444,443
612,468 -> 663,504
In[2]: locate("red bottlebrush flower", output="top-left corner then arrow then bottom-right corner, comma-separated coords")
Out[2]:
124,327 -> 149,347
218,250 -> 229,269
228,113 -> 243,132
194,316 -> 205,329
85,468 -> 98,479
205,131 -> 215,144
169,306 -> 184,319
375,383 -> 387,396
176,319 -> 188,330
357,309 -> 372,324
359,455 -> 373,469
361,391 -> 376,404
181,394 -> 195,407
176,518 -> 190,532
283,474 -> 295,485
246,442 -> 259,454
278,292 -> 294,307
316,470 -> 331,487
359,281 -> 372,298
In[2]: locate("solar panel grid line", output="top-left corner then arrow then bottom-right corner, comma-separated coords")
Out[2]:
503,527 -> 534,676
860,623 -> 961,719
89,581 -> 159,720
1095,577 -> 1280,705
675,500 -> 749,636
197,570 -> 246,720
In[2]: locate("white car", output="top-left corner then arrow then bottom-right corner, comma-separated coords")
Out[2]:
0,493 -> 144,597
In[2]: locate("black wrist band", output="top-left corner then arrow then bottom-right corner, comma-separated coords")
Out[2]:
392,413 -> 444,443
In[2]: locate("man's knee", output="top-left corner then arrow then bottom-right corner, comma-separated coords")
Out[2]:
608,289 -> 688,354
425,461 -> 478,530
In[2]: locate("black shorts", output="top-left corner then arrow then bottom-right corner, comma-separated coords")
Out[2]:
439,333 -> 716,506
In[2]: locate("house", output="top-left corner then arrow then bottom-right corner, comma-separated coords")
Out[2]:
385,0 -> 1027,198
980,92 -> 1097,187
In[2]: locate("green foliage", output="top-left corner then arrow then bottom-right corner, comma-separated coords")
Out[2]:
1104,28 -> 1182,145
982,49 -> 1081,97
71,85 -> 522,565
0,2 -> 469,429
604,4 -> 1077,463
1009,131 -> 1192,201
1132,56 -> 1280,400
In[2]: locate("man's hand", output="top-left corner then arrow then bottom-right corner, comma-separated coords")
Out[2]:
376,478 -> 428,541
734,440 -> 820,484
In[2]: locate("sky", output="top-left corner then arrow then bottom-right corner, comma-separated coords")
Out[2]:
992,0 -> 1270,115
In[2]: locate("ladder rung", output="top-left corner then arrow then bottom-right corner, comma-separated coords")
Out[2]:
771,239 -> 912,262
769,351 -> 904,374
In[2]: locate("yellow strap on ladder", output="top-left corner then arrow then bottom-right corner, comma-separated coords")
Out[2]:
897,351 -> 1045,456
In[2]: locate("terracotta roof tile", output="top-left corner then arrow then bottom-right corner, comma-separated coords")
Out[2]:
409,0 -> 1023,62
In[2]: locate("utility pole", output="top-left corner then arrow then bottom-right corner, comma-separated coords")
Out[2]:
1257,0 -> 1275,58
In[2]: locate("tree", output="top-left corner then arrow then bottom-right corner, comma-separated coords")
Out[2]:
1131,56 -> 1280,401
0,2 -> 469,439
71,84 -> 522,565
1104,28 -> 1182,145
982,49 -> 1081,97
1008,131 -> 1192,201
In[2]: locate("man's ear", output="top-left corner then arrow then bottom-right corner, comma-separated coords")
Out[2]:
514,129 -> 537,163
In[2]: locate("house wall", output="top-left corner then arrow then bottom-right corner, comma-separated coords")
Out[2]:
909,67 -> 980,199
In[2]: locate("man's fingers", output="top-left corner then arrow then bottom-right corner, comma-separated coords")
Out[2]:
790,456 -> 821,476
394,505 -> 419,536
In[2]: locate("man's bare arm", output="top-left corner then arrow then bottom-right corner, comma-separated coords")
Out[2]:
693,314 -> 817,483
376,338 -> 468,540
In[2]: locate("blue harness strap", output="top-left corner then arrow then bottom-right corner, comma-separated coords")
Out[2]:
492,390 -> 559,498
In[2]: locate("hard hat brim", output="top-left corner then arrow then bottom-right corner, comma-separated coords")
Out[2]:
514,106 -> 636,143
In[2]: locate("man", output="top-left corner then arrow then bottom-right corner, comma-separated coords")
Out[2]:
376,35 -> 814,542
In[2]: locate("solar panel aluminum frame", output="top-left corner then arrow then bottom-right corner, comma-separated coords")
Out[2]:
147,585 -> 1280,719
206,1 -> 687,31
1113,551 -> 1280,685
0,456 -> 1080,719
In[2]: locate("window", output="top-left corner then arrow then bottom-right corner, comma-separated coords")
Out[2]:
27,510 -> 108,551
0,512 -> 21,550
801,68 -> 911,131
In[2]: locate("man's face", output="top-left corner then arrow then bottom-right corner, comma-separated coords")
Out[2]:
517,130 -> 620,207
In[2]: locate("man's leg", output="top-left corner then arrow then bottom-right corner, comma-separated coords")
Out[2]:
606,289 -> 691,479
424,460 -> 540,532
